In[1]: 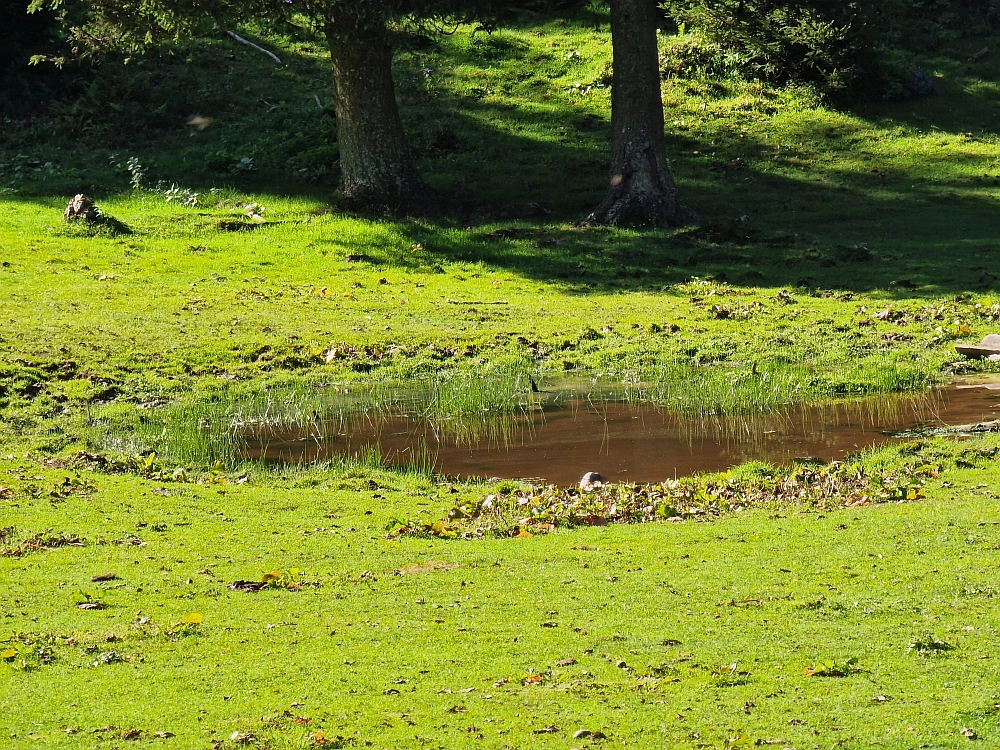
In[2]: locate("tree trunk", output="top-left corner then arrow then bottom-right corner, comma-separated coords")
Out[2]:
324,9 -> 425,209
585,0 -> 696,228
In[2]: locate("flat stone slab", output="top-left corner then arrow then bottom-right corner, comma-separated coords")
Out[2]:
956,334 -> 1000,358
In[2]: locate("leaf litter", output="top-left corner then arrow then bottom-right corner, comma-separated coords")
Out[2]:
398,461 -> 935,538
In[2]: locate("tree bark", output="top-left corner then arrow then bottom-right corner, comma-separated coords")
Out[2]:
324,8 -> 425,209
585,0 -> 695,228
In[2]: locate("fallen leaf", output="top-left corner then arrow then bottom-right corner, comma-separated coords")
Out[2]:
180,613 -> 203,625
961,727 -> 978,740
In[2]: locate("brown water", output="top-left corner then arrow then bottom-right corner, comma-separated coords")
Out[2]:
241,379 -> 1000,486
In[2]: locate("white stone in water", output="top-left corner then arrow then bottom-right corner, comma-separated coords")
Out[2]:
579,471 -> 604,489
982,334 -> 1000,349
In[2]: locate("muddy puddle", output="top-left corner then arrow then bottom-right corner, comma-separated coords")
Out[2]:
241,378 -> 1000,486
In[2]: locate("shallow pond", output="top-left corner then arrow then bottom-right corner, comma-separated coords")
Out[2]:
241,378 -> 1000,486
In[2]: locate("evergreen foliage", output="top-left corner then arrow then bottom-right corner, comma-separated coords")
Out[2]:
0,1 -> 66,114
661,0 -> 1000,98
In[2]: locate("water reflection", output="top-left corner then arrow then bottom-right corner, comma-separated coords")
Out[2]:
241,378 -> 1000,485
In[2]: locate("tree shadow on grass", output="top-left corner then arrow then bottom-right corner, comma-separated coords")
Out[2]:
5,24 -> 1000,297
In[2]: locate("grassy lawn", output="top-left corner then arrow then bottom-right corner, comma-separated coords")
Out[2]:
5,10 -> 1000,748
6,439 -> 1000,748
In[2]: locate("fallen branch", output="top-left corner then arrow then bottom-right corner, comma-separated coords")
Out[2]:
937,420 -> 1000,435
967,47 -> 989,63
892,419 -> 1000,438
446,299 -> 509,305
226,31 -> 282,65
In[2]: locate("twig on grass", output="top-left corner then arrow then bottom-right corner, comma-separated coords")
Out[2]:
226,31 -> 282,65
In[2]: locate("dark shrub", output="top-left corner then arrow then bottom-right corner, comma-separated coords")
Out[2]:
662,0 -> 1000,98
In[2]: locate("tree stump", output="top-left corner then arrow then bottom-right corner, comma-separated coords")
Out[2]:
64,194 -> 101,222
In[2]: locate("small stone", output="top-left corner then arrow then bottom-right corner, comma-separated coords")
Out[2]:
982,334 -> 1000,348
579,471 -> 603,489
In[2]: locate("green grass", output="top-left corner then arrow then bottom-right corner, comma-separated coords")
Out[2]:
6,438 -> 1000,748
6,8 -> 1000,748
